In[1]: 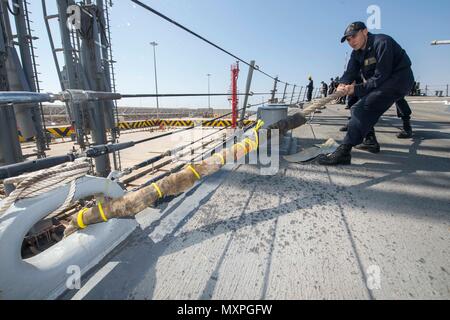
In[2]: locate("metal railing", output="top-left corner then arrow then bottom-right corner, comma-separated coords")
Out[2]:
417,84 -> 450,97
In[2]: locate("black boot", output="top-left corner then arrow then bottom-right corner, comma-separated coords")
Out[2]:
397,119 -> 413,139
356,132 -> 380,153
317,144 -> 352,165
339,125 -> 348,132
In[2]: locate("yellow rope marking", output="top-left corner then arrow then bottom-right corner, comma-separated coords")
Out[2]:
239,142 -> 250,154
77,208 -> 88,229
212,153 -> 225,165
255,120 -> 265,131
243,138 -> 256,152
97,202 -> 108,222
152,183 -> 163,199
251,120 -> 264,148
233,142 -> 247,155
187,165 -> 201,180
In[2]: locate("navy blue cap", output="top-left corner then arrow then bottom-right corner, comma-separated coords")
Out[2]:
340,21 -> 367,43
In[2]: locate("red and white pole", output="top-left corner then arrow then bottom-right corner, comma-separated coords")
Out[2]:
231,62 -> 240,129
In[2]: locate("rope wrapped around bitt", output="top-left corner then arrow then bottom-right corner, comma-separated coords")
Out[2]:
63,121 -> 265,236
64,93 -> 347,237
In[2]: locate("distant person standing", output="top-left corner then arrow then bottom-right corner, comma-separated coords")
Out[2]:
321,81 -> 328,97
328,78 -> 336,95
307,76 -> 314,102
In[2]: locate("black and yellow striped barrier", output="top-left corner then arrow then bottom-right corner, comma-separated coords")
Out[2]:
202,120 -> 255,127
47,126 -> 76,138
118,120 -> 159,130
18,119 -> 257,142
159,119 -> 195,127
18,126 -> 76,142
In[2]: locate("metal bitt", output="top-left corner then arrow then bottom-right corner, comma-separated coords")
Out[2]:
239,60 -> 255,128
257,104 -> 288,129
0,175 -> 134,300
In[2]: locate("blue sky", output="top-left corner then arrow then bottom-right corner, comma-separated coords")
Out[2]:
28,0 -> 450,108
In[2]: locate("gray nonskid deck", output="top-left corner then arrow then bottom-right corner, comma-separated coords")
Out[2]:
63,100 -> 450,300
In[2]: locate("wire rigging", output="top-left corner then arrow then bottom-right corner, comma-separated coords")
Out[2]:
130,0 -> 297,87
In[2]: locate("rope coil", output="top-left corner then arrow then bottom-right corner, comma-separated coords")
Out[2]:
0,159 -> 91,217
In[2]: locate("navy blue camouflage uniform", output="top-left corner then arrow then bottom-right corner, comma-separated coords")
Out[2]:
307,79 -> 314,102
339,32 -> 414,146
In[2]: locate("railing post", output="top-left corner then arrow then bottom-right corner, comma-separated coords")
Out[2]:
290,85 -> 297,104
282,82 -> 288,102
297,86 -> 303,103
270,77 -> 278,103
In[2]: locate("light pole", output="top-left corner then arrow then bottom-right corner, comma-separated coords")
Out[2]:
431,40 -> 450,45
150,41 -> 160,119
207,73 -> 211,115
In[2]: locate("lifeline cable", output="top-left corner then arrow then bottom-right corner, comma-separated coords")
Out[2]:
130,0 -> 295,87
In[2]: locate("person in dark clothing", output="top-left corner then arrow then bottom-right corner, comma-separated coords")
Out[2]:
411,81 -> 417,96
318,21 -> 414,165
340,95 -> 360,131
306,76 -> 314,102
395,98 -> 413,138
340,96 -> 413,138
329,78 -> 336,95
337,76 -> 347,104
343,78 -> 412,136
321,81 -> 328,97
340,75 -> 363,129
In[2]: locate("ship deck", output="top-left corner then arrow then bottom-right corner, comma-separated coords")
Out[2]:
61,97 -> 450,300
